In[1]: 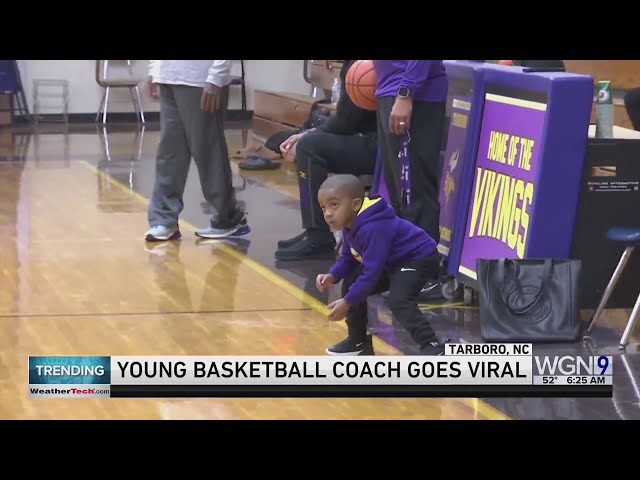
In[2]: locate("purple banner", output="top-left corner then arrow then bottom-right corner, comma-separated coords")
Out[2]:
437,98 -> 471,258
458,93 -> 547,280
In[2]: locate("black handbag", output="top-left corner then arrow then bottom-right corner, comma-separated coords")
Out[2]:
476,258 -> 582,343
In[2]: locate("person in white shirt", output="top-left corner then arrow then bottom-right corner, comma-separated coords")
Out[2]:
145,60 -> 250,241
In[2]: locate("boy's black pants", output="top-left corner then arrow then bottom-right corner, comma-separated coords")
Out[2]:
342,251 -> 440,349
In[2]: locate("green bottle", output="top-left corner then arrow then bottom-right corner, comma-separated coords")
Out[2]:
596,80 -> 613,138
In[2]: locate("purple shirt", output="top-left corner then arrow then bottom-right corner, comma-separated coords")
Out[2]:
372,60 -> 448,103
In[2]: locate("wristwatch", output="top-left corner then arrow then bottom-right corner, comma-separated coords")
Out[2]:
397,87 -> 412,98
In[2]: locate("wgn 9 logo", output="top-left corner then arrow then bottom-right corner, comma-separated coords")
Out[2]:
534,355 -> 612,376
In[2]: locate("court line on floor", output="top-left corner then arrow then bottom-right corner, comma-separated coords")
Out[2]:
80,161 -> 385,346
419,302 -> 479,311
0,307 -> 313,319
80,160 -> 510,420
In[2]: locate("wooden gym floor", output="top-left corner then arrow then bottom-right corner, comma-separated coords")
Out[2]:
0,122 -> 637,420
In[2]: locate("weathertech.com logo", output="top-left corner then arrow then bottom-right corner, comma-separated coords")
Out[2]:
28,356 -> 112,397
29,385 -> 111,398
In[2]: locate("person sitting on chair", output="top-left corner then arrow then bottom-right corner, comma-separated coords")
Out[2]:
275,60 -> 378,261
624,87 -> 640,131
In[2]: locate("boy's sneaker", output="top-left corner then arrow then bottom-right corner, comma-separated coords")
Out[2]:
326,335 -> 375,356
196,216 -> 250,239
145,225 -> 181,242
420,341 -> 446,356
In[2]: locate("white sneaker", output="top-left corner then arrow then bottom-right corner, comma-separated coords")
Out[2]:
195,218 -> 250,239
144,225 -> 181,242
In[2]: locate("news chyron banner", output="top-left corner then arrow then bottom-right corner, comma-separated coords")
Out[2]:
28,344 -> 613,399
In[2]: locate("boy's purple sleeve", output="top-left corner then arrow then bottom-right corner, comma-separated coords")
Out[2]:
342,225 -> 393,306
328,232 -> 357,282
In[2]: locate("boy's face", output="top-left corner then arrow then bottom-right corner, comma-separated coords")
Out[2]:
318,187 -> 362,231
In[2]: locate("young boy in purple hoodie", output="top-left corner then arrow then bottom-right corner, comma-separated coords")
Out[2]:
316,174 -> 446,356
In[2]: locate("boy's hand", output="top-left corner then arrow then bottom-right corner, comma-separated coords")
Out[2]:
327,298 -> 349,321
316,273 -> 335,292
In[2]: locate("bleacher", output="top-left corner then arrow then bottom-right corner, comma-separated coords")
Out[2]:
250,60 -> 340,142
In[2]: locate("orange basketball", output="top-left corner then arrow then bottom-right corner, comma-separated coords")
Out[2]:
345,60 -> 377,111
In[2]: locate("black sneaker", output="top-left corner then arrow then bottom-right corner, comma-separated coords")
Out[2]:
420,341 -> 446,356
326,335 -> 375,356
196,215 -> 250,239
278,231 -> 307,249
275,238 -> 336,261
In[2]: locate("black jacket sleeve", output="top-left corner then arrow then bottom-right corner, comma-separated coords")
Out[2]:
316,60 -> 378,136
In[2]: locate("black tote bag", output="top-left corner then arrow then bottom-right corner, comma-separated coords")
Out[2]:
476,258 -> 582,343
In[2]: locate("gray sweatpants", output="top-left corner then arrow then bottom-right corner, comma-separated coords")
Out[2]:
148,84 -> 239,228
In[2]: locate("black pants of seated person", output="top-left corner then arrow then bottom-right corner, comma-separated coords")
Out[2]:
275,130 -> 378,260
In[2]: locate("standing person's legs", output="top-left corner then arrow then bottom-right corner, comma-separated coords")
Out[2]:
146,84 -> 192,241
404,100 -> 446,244
408,101 -> 447,301
376,96 -> 446,299
376,96 -> 445,243
276,131 -> 377,260
376,96 -> 404,213
169,85 -> 248,239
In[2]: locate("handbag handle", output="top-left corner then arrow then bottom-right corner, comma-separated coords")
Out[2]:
497,258 -> 552,315
497,258 -> 520,287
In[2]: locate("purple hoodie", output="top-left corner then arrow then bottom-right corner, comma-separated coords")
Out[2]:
328,195 -> 437,306
372,60 -> 448,103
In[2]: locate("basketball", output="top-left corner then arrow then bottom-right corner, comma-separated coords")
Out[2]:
345,60 -> 377,111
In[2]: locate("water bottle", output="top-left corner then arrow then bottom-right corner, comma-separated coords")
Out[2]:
331,77 -> 341,105
595,80 -> 614,138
